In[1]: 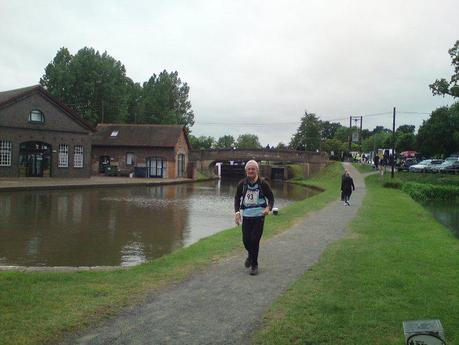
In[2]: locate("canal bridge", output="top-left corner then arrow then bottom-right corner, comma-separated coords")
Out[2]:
190,148 -> 329,179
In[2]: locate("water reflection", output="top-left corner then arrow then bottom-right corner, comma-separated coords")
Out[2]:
422,199 -> 459,238
0,179 -> 318,267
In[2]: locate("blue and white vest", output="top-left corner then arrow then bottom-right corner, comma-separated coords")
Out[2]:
241,181 -> 267,217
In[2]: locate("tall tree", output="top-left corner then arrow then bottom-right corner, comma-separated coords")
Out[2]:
417,103 -> 459,156
188,135 -> 215,150
236,134 -> 262,149
429,40 -> 459,98
396,124 -> 415,135
142,70 -> 195,130
215,135 -> 235,149
289,111 -> 321,151
40,47 -> 130,124
320,121 -> 342,140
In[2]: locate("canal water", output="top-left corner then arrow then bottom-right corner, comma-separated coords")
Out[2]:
422,199 -> 459,238
0,179 -> 318,267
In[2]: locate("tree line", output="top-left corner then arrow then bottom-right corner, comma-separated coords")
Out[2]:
40,47 -> 194,129
40,41 -> 458,157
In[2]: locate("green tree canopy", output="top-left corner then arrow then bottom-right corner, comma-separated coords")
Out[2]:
40,47 -> 130,124
188,135 -> 215,150
215,135 -> 235,149
362,131 -> 392,153
40,47 -> 195,129
333,126 -> 350,142
417,102 -> 459,157
236,134 -> 262,149
289,111 -> 321,151
276,142 -> 287,149
320,121 -> 342,140
430,40 -> 459,98
141,70 -> 195,130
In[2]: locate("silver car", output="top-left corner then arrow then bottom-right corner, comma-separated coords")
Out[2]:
409,159 -> 432,172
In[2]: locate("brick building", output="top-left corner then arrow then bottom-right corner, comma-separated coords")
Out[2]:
0,85 -> 94,178
91,124 -> 191,178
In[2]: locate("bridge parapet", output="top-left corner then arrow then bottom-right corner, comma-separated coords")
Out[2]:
190,148 -> 327,163
190,149 -> 329,179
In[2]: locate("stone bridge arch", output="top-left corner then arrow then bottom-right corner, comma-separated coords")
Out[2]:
190,148 -> 328,179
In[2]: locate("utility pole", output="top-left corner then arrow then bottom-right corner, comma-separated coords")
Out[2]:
391,107 -> 396,178
359,116 -> 363,153
348,115 -> 352,153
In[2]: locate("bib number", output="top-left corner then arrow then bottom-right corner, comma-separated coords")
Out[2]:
244,190 -> 259,206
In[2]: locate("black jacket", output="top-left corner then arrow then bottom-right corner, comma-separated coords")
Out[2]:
234,177 -> 274,213
341,175 -> 355,194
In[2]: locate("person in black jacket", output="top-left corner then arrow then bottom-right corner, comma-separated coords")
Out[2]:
341,169 -> 355,206
234,160 -> 274,275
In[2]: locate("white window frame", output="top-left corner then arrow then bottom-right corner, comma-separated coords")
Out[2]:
126,152 -> 135,166
28,109 -> 45,123
177,153 -> 185,177
58,144 -> 69,168
73,145 -> 84,168
0,141 -> 12,167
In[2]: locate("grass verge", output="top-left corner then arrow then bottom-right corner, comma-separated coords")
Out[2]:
0,162 -> 342,345
352,162 -> 375,173
255,174 -> 459,345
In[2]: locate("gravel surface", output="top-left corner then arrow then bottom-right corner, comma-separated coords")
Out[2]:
62,163 -> 366,345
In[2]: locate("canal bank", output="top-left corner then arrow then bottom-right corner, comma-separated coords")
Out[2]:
254,172 -> 459,345
0,175 -> 204,192
0,163 -> 342,345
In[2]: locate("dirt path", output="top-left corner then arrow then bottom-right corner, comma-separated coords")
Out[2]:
62,163 -> 366,345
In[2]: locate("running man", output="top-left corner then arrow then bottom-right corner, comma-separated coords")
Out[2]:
234,160 -> 274,276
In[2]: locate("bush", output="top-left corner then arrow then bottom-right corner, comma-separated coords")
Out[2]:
401,181 -> 459,201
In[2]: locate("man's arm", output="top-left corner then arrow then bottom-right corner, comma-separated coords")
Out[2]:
234,180 -> 244,212
261,179 -> 275,211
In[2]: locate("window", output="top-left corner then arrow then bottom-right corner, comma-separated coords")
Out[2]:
126,152 -> 135,166
0,141 -> 12,167
74,145 -> 84,168
28,110 -> 45,123
177,153 -> 185,177
58,144 -> 68,167
110,131 -> 119,137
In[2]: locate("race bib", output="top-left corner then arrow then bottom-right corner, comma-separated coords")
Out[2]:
244,189 -> 259,206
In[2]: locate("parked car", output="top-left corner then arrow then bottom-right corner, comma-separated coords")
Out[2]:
397,158 -> 417,172
424,159 -> 444,172
443,161 -> 459,174
409,159 -> 432,173
431,160 -> 455,173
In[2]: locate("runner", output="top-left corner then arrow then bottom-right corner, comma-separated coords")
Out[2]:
341,169 -> 355,206
234,160 -> 274,275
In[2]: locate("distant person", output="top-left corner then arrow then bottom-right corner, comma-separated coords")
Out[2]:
234,160 -> 274,276
374,155 -> 380,170
341,169 -> 355,206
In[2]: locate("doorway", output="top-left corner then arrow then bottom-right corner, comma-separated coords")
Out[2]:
19,141 -> 52,177
147,157 -> 166,178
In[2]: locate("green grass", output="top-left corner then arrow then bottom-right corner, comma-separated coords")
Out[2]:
0,163 -> 343,345
255,174 -> 459,345
194,169 -> 212,180
352,163 -> 375,173
397,171 -> 459,186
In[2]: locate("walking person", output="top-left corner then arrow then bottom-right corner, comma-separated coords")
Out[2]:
341,169 -> 355,206
234,160 -> 274,276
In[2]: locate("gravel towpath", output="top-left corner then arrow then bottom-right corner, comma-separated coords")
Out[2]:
62,163 -> 366,345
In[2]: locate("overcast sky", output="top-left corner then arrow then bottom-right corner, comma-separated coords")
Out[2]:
1,0 -> 458,145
